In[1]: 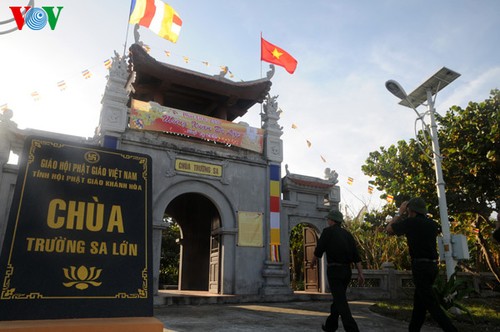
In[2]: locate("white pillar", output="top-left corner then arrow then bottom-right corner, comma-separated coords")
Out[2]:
426,88 -> 456,280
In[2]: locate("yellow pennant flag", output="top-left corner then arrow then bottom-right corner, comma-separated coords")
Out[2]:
31,91 -> 40,101
387,195 -> 394,203
82,69 -> 92,79
104,59 -> 112,69
291,124 -> 298,129
57,80 -> 67,91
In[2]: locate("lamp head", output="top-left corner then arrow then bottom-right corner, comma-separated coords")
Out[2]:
385,80 -> 408,100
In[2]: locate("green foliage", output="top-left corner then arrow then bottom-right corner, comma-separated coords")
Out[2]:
372,298 -> 500,330
432,271 -> 476,323
362,89 -> 499,218
344,216 -> 411,270
361,89 -> 500,276
362,139 -> 437,215
436,89 -> 500,216
159,220 -> 180,285
289,223 -> 306,290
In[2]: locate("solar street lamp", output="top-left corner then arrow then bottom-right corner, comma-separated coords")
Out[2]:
385,67 -> 461,280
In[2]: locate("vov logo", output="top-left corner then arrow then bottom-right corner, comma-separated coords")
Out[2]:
10,4 -> 63,31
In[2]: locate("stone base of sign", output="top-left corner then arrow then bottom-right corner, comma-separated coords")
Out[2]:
0,317 -> 163,332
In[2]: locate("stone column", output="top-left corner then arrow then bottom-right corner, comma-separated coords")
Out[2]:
259,94 -> 292,296
152,219 -> 168,295
0,109 -> 16,169
96,51 -> 130,148
382,261 -> 397,299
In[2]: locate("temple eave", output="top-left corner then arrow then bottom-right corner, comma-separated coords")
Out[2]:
129,44 -> 272,121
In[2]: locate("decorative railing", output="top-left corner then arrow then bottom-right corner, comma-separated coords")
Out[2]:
344,263 -> 498,300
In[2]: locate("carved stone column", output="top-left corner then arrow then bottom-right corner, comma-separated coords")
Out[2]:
261,94 -> 283,163
259,94 -> 292,295
97,52 -> 130,148
0,109 -> 15,169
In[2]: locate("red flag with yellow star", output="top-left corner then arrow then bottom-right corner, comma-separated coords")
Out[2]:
261,37 -> 298,74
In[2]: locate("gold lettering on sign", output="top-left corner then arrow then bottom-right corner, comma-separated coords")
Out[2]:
47,197 -> 124,233
175,159 -> 222,177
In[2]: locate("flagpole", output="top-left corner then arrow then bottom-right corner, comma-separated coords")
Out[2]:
123,0 -> 135,57
260,32 -> 267,128
260,32 -> 263,79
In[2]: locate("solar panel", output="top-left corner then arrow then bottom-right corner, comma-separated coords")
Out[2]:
399,67 -> 461,108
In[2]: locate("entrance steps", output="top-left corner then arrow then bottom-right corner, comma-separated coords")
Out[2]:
154,290 -> 331,306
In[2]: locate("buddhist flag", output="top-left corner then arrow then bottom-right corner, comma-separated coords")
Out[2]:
31,91 -> 40,101
129,0 -> 182,43
82,69 -> 92,79
387,195 -> 394,203
306,140 -> 312,148
347,177 -> 354,185
261,37 -> 298,74
368,186 -> 374,194
291,123 -> 298,129
57,80 -> 67,91
104,59 -> 112,69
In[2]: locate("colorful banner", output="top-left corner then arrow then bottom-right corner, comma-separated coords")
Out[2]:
269,164 -> 281,262
130,99 -> 264,153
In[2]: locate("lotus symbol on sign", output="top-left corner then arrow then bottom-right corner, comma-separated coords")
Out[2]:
63,265 -> 102,290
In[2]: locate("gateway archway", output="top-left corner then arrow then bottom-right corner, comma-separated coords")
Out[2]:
289,223 -> 321,292
155,180 -> 236,295
165,193 -> 220,292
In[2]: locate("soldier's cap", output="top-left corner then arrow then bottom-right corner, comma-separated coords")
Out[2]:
326,210 -> 344,224
407,197 -> 427,215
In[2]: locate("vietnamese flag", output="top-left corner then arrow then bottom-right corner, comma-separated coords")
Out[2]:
261,37 -> 298,74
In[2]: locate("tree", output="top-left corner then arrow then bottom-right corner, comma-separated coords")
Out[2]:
345,207 -> 411,270
159,219 -> 181,286
361,90 -> 500,282
289,223 -> 306,290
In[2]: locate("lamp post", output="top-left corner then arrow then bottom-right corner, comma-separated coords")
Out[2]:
385,67 -> 461,280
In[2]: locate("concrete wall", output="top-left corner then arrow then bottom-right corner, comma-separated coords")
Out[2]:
118,130 -> 270,295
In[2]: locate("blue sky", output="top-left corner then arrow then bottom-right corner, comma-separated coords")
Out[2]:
1,0 -> 499,215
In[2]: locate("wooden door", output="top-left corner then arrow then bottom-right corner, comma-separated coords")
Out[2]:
303,227 -> 319,292
208,234 -> 220,294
